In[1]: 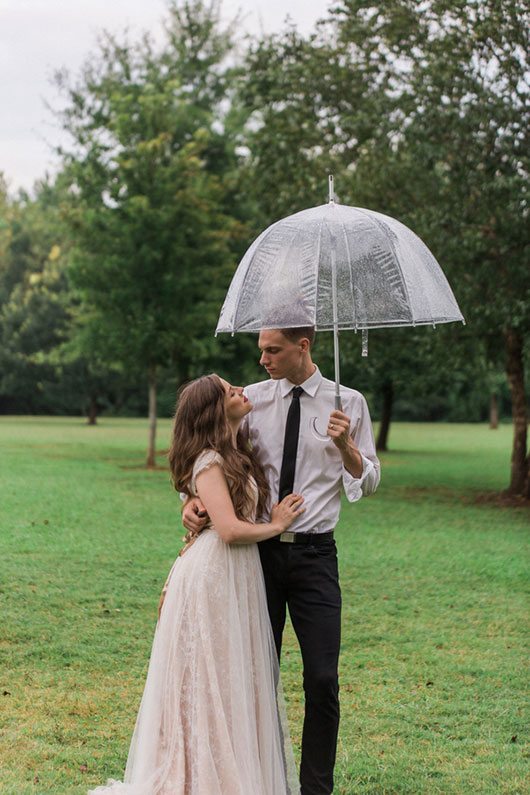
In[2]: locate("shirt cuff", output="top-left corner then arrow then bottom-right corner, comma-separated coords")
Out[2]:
342,454 -> 375,503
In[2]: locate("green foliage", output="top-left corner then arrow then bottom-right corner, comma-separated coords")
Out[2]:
242,0 -> 529,336
54,13 -> 242,379
0,176 -> 128,416
239,0 -> 528,488
0,0 -> 526,456
0,180 -> 71,412
45,1 -> 259,452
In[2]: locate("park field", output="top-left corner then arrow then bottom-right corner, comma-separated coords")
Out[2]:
0,417 -> 528,794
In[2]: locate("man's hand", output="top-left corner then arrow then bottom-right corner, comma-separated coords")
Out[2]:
327,409 -> 363,478
327,409 -> 352,450
182,497 -> 209,533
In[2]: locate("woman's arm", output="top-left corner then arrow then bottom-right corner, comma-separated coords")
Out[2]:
195,464 -> 304,544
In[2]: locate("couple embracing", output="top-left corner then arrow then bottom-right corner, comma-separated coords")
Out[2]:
89,327 -> 380,795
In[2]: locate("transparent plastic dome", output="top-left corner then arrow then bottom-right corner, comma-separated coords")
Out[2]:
216,202 -> 464,334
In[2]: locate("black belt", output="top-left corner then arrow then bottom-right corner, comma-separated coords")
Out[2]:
273,530 -> 334,545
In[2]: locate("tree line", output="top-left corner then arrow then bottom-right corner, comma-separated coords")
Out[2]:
0,0 -> 528,497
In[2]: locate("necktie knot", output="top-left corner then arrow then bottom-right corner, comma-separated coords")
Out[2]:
291,386 -> 303,399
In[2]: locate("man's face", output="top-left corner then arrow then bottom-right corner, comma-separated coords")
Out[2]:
258,329 -> 303,381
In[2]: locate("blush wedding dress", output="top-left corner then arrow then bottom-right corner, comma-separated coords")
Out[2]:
89,450 -> 299,795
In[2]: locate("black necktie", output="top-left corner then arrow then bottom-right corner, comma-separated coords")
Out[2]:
278,386 -> 303,501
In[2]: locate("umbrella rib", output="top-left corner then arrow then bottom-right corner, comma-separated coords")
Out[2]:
339,217 -> 356,328
314,217 -> 324,329
354,207 -> 415,324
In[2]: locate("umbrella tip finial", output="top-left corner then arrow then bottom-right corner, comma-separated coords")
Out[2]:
328,174 -> 334,203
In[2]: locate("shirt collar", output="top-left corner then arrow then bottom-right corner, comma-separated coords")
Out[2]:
279,365 -> 322,398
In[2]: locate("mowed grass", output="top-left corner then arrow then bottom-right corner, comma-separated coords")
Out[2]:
0,417 -> 528,794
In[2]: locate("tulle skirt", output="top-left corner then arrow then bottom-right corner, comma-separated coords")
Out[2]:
89,528 -> 299,794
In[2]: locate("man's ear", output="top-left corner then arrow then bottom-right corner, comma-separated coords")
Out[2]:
300,338 -> 310,353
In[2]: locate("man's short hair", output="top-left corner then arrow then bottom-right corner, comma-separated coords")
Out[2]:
279,327 -> 316,348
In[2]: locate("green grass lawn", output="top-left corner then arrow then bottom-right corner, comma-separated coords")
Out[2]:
0,417 -> 528,794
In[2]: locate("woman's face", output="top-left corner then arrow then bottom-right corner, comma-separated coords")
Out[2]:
219,378 -> 252,422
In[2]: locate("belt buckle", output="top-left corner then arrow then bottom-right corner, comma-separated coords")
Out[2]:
280,531 -> 295,543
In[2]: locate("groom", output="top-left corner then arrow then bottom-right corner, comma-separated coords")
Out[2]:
183,327 -> 380,795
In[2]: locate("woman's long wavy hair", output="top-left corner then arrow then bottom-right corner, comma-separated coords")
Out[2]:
168,374 -> 269,531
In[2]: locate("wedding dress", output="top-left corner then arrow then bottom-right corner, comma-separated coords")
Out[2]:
89,450 -> 299,795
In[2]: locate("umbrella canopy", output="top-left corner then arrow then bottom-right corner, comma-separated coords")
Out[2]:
217,179 -> 464,420
216,201 -> 464,335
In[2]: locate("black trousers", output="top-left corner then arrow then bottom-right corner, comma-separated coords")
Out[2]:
258,536 -> 342,795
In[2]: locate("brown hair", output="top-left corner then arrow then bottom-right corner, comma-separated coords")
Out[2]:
168,375 -> 269,543
279,326 -> 316,347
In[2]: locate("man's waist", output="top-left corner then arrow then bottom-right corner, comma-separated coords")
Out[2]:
263,530 -> 334,546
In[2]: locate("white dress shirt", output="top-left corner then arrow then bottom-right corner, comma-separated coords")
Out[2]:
242,366 -> 380,534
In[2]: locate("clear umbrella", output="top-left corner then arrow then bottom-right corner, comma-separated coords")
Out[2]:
216,176 -> 464,411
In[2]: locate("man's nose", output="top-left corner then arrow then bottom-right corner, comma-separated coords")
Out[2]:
260,353 -> 268,365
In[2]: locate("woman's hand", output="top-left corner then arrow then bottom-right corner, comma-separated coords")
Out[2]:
271,493 -> 305,532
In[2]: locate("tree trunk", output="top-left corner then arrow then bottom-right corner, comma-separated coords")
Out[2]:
87,396 -> 98,426
489,392 -> 499,429
376,379 -> 394,452
504,328 -> 528,498
146,365 -> 157,468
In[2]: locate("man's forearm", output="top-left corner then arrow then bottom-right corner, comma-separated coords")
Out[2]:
340,439 -> 363,479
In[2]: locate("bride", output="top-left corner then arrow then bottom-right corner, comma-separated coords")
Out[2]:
89,374 -> 303,795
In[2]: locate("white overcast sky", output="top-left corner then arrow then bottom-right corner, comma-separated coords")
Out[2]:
0,0 -> 333,195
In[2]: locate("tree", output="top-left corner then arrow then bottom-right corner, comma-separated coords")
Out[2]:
54,1 -> 246,465
0,180 -> 74,413
336,0 -> 530,496
241,0 -> 529,496
0,174 -> 139,420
